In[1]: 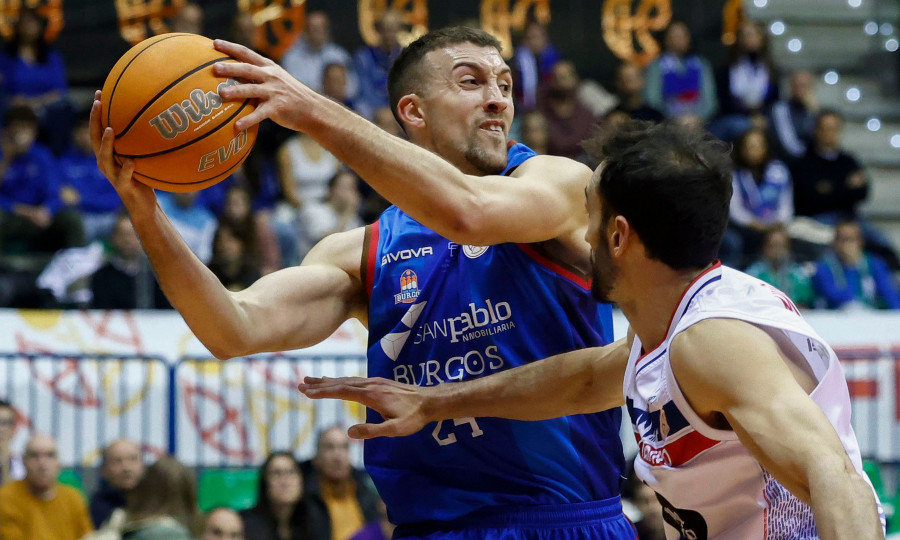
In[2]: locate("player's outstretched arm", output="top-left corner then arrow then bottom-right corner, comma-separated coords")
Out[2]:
211,40 -> 587,248
670,319 -> 884,540
299,338 -> 630,439
91,94 -> 366,359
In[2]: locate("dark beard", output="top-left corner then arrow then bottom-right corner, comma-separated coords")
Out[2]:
590,244 -> 617,303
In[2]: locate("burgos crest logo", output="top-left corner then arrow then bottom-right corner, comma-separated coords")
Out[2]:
394,269 -> 421,304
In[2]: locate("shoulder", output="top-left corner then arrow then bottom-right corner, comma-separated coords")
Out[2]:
511,154 -> 592,189
302,226 -> 367,278
0,479 -> 21,500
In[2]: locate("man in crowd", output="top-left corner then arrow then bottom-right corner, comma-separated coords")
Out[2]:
203,507 -> 245,540
89,438 -> 145,527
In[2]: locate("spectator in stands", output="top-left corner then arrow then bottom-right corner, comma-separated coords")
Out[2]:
157,191 -> 217,264
712,20 -> 779,142
0,433 -> 93,540
277,133 -> 340,208
347,500 -> 393,540
303,426 -> 380,540
89,213 -> 168,309
520,110 -> 549,155
281,11 -> 356,96
208,223 -> 260,291
813,220 -> 900,310
353,10 -> 403,119
0,7 -> 72,155
322,62 -> 356,110
539,60 -> 596,163
511,21 -> 561,111
745,226 -> 815,308
89,439 -> 144,528
60,110 -> 123,242
241,451 -> 310,540
768,70 -> 818,159
300,170 -> 364,244
644,20 -> 717,123
719,128 -> 793,267
611,62 -> 664,122
203,507 -> 245,540
169,2 -> 204,35
218,184 -> 281,275
0,399 -> 24,485
115,456 -> 201,539
0,105 -> 83,254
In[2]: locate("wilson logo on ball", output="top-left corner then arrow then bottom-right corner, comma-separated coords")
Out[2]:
149,78 -> 240,139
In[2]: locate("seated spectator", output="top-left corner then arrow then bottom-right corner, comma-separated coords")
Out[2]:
353,10 -> 403,119
769,70 -> 818,159
218,185 -> 281,275
281,11 -> 356,96
539,60 -> 596,163
0,105 -> 83,254
90,439 -> 144,528
720,128 -> 793,267
299,171 -> 364,244
520,110 -> 549,155
89,214 -> 169,309
745,227 -> 815,308
322,62 -> 356,110
644,21 -> 717,123
157,191 -> 217,264
511,21 -> 561,111
611,62 -> 664,122
208,223 -> 259,291
0,8 -> 72,155
813,220 -> 900,310
0,433 -> 93,540
112,456 -> 201,539
203,507 -> 244,540
169,1 -> 204,35
59,111 -> 123,242
277,133 -> 340,208
791,110 -> 898,268
241,451 -> 310,540
0,399 -> 24,485
711,20 -> 779,141
303,426 -> 380,540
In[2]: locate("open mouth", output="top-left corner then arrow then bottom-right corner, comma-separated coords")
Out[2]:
479,121 -> 506,138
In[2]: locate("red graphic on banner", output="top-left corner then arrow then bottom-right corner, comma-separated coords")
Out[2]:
181,382 -> 253,460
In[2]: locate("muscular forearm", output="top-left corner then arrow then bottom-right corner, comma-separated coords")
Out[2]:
132,205 -> 248,358
809,462 -> 883,539
300,93 -> 485,243
423,340 -> 628,422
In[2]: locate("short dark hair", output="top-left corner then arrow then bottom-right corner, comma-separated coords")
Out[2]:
387,26 -> 502,126
816,108 -> 843,126
583,120 -> 733,270
3,104 -> 38,127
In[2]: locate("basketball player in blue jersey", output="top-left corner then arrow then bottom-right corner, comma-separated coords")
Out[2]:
90,27 -> 635,539
301,121 -> 885,539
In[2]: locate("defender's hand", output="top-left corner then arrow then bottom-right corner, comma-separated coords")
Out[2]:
299,376 -> 431,440
90,90 -> 156,218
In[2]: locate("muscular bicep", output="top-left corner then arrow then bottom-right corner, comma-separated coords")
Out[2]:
671,319 -> 858,503
227,228 -> 367,355
463,155 -> 591,246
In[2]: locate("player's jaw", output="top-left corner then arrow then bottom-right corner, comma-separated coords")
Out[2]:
464,117 -> 508,175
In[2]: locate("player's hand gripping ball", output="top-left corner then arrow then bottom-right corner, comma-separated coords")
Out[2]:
100,33 -> 258,192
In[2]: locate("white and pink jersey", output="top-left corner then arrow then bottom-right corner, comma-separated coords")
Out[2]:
624,262 -> 884,539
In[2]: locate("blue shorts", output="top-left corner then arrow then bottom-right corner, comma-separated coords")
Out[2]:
392,497 -> 636,540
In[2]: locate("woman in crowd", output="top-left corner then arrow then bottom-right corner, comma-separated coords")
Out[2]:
241,452 -> 310,540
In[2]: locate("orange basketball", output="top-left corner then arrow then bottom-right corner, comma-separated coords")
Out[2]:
101,33 -> 258,192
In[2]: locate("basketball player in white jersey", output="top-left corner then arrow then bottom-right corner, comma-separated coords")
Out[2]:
301,121 -> 885,539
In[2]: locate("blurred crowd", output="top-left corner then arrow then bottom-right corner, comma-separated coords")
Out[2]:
0,399 -> 393,540
0,4 -> 898,312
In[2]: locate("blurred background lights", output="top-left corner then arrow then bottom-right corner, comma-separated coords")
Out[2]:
824,71 -> 840,85
770,21 -> 785,36
848,0 -> 862,7
880,23 -> 894,35
886,38 -> 899,52
753,0 -> 767,7
865,21 -> 879,35
787,38 -> 802,52
846,87 -> 861,101
867,118 -> 882,131
891,134 -> 900,149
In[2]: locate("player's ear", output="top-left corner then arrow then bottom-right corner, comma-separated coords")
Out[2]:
396,94 -> 425,131
611,215 -> 630,255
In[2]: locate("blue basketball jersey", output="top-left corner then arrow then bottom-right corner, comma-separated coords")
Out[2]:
363,143 -> 625,526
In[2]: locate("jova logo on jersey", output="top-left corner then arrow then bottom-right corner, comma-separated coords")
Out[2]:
394,269 -> 421,304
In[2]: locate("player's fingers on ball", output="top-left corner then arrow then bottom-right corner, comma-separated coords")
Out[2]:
99,128 -> 117,175
214,61 -> 265,84
118,159 -> 135,182
89,100 -> 104,155
94,89 -> 101,101
234,108 -> 266,132
213,39 -> 270,66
